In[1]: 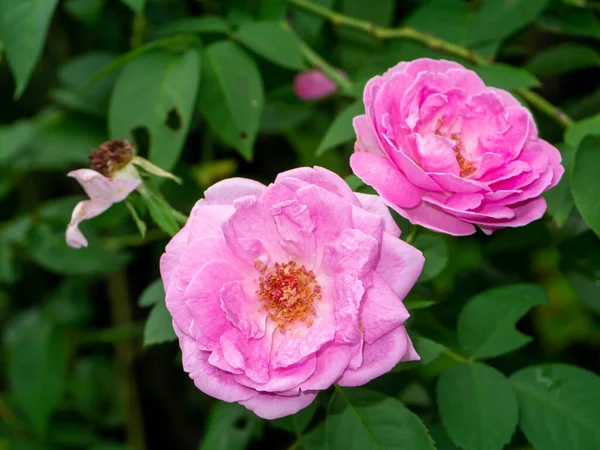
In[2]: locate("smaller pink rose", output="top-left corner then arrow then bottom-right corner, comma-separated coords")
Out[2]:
293,69 -> 343,101
66,169 -> 140,248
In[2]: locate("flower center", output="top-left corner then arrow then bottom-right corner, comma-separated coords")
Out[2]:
89,139 -> 134,177
256,261 -> 321,332
449,133 -> 476,178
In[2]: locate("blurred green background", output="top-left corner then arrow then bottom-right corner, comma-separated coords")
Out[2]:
1,0 -> 600,449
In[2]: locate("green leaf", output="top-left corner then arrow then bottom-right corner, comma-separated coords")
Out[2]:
0,0 -> 59,97
474,64 -> 540,90
295,423 -> 326,449
403,0 -> 469,43
119,0 -> 145,13
344,174 -> 364,191
571,136 -> 600,236
138,188 -> 181,237
412,335 -> 445,365
510,364 -> 600,450
437,363 -> 518,450
291,0 -> 335,43
340,0 -> 395,27
235,21 -> 304,70
561,0 -> 586,6
272,400 -> 318,435
125,200 -> 147,238
64,0 -> 104,24
567,272 -> 600,314
198,41 -> 264,161
414,235 -> 449,282
526,43 -> 600,77
458,284 -> 547,359
138,279 -> 165,308
143,297 -> 176,346
109,48 -> 200,172
198,402 -> 261,450
4,310 -> 68,436
544,144 -> 575,227
316,101 -> 363,156
326,387 -> 435,450
565,113 -> 600,148
537,9 -> 600,39
151,16 -> 230,38
468,0 -> 550,46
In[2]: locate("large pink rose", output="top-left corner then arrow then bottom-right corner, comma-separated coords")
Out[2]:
160,167 -> 424,419
350,58 -> 564,235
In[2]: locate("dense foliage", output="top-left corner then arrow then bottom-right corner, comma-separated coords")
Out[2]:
1,0 -> 600,449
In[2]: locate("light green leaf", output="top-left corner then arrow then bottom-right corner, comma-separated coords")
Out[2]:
565,113 -> 600,148
468,0 -> 550,45
4,310 -> 68,436
138,279 -> 165,308
316,101 -> 363,156
138,188 -> 181,237
510,364 -> 600,450
414,235 -> 449,282
458,284 -> 547,359
109,48 -> 200,172
235,21 -> 304,70
120,0 -> 145,13
571,136 -> 600,236
151,16 -> 230,38
198,402 -> 261,450
526,43 -> 600,77
474,64 -> 540,90
143,298 -> 176,346
198,41 -> 264,161
326,387 -> 435,450
125,200 -> 147,238
344,174 -> 364,191
0,0 -> 59,97
437,363 -> 518,450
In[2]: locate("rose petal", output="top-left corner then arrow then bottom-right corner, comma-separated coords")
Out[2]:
375,233 -> 425,297
240,390 -> 318,420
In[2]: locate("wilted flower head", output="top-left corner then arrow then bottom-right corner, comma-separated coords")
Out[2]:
293,69 -> 342,101
160,167 -> 424,419
351,58 -> 564,235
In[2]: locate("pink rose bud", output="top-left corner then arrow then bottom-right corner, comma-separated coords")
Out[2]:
160,167 -> 424,419
293,69 -> 342,100
66,140 -> 141,248
350,58 -> 564,236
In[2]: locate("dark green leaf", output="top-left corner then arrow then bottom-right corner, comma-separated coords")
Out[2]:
4,310 -> 68,436
458,284 -> 547,359
272,400 -> 318,435
437,363 -> 518,450
235,21 -> 304,70
198,41 -> 264,160
571,136 -> 600,236
344,174 -> 364,191
327,387 -> 435,450
291,0 -> 334,43
151,16 -> 230,38
0,0 -> 59,97
565,113 -> 600,148
109,48 -> 200,172
143,298 -> 176,346
544,144 -> 575,227
474,64 -> 540,90
138,279 -> 165,308
414,235 -> 449,282
64,0 -> 104,24
295,423 -> 326,450
340,0 -> 395,27
198,401 -> 261,450
510,364 -> 600,450
567,272 -> 600,314
316,101 -> 363,156
412,335 -> 445,365
526,43 -> 600,77
125,200 -> 147,238
119,0 -> 145,13
537,9 -> 600,39
468,0 -> 550,46
139,189 -> 181,237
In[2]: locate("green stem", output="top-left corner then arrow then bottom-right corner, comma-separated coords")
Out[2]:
107,271 -> 147,450
405,225 -> 420,245
286,0 -> 574,128
444,347 -> 468,364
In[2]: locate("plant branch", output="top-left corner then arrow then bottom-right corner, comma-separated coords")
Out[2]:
287,0 -> 574,128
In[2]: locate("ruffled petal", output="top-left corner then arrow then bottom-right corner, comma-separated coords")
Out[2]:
240,390 -> 318,420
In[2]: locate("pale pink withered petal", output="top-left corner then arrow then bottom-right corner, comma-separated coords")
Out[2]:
351,57 -> 564,234
160,167 -> 423,419
293,69 -> 341,101
65,169 -> 140,248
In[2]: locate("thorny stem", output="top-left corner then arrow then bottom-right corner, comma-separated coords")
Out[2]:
287,0 -> 574,128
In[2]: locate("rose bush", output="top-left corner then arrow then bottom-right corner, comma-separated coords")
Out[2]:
350,58 -> 564,236
160,167 -> 424,419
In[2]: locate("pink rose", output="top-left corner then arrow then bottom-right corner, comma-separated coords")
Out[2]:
350,58 -> 564,235
293,69 -> 340,101
160,167 -> 424,419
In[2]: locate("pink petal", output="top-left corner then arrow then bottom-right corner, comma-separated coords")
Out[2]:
160,221 -> 190,290
323,228 -> 379,279
428,172 -> 490,193
338,327 -> 413,386
375,233 -> 425,297
203,177 -> 266,205
238,354 -> 318,393
186,200 -> 234,243
415,134 -> 460,175
240,390 -> 318,420
392,201 -> 476,236
270,200 -> 316,266
300,343 -> 351,391
477,197 -> 548,233
354,193 -> 401,238
332,274 -> 365,345
219,327 -> 273,384
539,139 -> 564,189
353,115 -> 386,156
66,199 -> 111,248
65,221 -> 90,249
67,169 -> 140,202
220,280 -> 266,339
360,274 -> 410,344
351,205 -> 385,244
350,152 -> 425,209
404,58 -> 463,77
293,70 -> 339,101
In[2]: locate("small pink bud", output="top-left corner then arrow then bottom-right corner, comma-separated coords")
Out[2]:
293,69 -> 343,101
